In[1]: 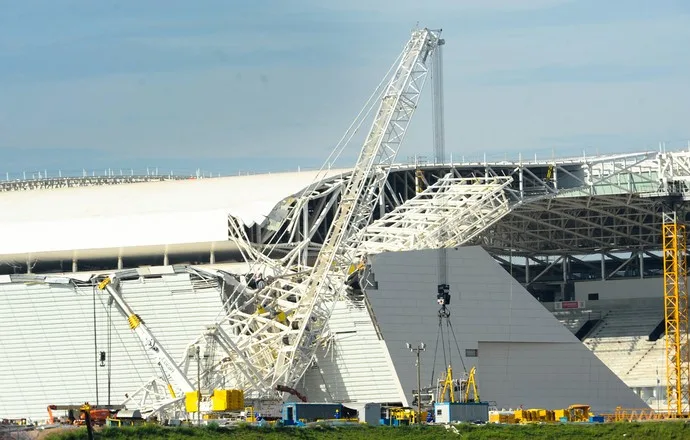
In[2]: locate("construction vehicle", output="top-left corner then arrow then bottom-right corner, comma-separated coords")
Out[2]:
47,403 -> 120,425
78,403 -> 96,440
76,407 -> 110,427
47,405 -> 80,425
96,273 -> 196,419
105,409 -> 146,427
560,404 -> 591,422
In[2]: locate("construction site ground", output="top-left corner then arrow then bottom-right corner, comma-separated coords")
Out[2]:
0,421 -> 684,440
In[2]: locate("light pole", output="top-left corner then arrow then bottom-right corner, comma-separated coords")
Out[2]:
406,342 -> 426,424
196,345 -> 201,426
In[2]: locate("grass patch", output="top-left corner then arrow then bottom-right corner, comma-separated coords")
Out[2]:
44,421 -> 690,440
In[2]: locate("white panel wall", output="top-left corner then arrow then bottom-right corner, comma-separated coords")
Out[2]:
478,341 -> 639,413
0,274 -> 224,421
366,246 -> 645,413
300,301 -> 405,404
574,278 -> 662,302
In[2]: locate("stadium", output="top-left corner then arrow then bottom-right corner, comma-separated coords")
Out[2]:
1,28 -> 689,423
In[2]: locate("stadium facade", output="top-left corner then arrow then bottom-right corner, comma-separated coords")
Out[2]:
3,149 -> 689,421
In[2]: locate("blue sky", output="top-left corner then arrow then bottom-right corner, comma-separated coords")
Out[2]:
1,0 -> 689,177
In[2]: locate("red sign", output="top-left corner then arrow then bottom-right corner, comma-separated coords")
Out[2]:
561,301 -> 580,309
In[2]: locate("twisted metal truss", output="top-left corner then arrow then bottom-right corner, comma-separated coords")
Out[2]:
357,175 -> 513,254
193,28 -> 446,399
8,39 -> 690,417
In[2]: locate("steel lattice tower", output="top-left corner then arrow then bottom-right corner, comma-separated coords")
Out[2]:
662,210 -> 690,416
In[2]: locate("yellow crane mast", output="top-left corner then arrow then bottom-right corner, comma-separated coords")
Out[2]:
662,210 -> 690,416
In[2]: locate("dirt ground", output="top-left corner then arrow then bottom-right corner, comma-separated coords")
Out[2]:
0,425 -> 78,440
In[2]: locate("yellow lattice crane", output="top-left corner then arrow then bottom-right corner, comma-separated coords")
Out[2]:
662,210 -> 690,416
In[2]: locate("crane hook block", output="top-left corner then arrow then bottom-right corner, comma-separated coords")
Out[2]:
437,284 -> 450,305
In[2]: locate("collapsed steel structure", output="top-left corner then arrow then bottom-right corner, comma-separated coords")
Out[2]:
7,25 -> 690,418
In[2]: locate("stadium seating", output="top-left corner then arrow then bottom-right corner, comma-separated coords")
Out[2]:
555,310 -> 592,334
574,299 -> 664,396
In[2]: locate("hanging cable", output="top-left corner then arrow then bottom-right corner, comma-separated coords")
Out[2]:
445,318 -> 453,371
440,314 -> 448,371
447,319 -> 467,373
429,312 -> 443,386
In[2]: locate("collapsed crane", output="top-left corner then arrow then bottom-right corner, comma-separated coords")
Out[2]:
212,28 -> 445,397
22,28 -> 447,418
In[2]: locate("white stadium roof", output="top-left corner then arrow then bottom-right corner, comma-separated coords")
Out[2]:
0,168 -> 349,261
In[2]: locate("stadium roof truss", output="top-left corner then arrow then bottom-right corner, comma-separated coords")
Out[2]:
228,150 -> 690,287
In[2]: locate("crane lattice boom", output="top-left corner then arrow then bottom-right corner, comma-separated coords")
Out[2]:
215,28 -> 444,395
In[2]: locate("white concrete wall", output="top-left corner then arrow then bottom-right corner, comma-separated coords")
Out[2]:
478,341 -> 637,412
300,301 -> 405,404
0,274 -> 223,421
365,246 -> 645,413
574,278 -> 662,302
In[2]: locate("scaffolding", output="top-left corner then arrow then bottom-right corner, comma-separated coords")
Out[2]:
662,210 -> 689,416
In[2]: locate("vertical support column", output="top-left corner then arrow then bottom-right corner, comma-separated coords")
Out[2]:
562,256 -> 567,301
302,202 -> 309,267
415,169 -> 424,194
518,163 -> 524,201
601,253 -> 606,280
117,256 -> 123,270
72,259 -> 78,273
525,257 -> 530,284
163,253 -> 169,267
255,224 -> 263,245
639,251 -> 644,279
210,250 -> 216,265
379,189 -> 385,219
662,210 -> 690,416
